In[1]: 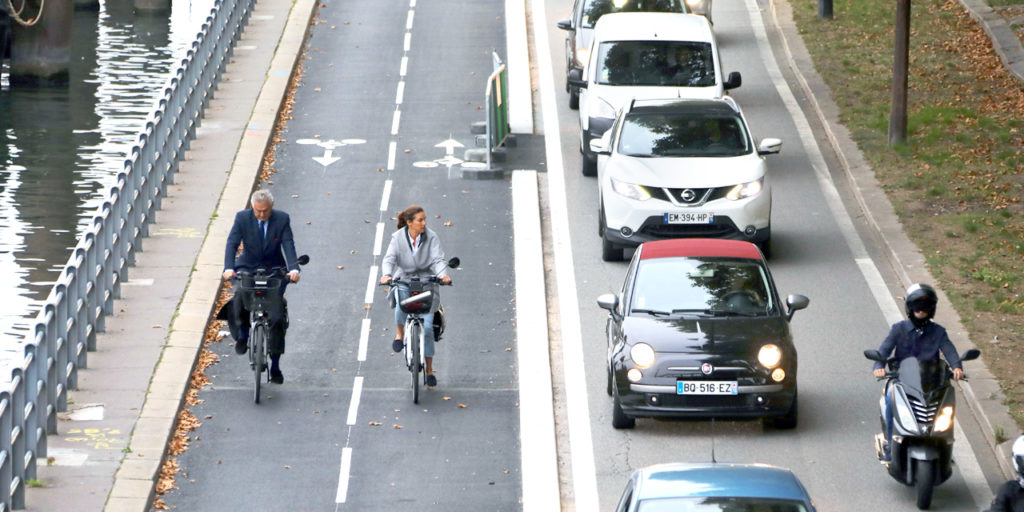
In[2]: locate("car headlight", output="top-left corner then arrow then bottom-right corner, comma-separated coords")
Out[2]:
934,406 -> 954,432
630,343 -> 656,368
611,178 -> 652,201
592,98 -> 617,120
757,344 -> 782,369
726,179 -> 763,201
575,47 -> 589,69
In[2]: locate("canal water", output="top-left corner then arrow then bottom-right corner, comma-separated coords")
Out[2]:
0,0 -> 214,364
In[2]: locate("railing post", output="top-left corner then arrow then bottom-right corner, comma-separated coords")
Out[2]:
0,394 -> 12,512
40,310 -> 57,434
23,345 -> 39,480
11,369 -> 25,509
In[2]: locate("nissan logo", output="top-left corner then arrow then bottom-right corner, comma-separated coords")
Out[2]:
701,363 -> 713,375
681,189 -> 697,202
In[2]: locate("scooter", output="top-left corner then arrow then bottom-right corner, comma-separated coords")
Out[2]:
863,347 -> 980,510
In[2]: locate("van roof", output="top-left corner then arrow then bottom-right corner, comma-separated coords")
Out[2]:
591,12 -> 714,43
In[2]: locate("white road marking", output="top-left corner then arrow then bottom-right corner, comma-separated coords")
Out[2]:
400,56 -> 408,77
409,0 -> 415,6
121,278 -> 154,286
512,171 -> 561,510
404,32 -> 411,52
532,0 -> 600,508
387,141 -> 397,171
364,265 -> 379,305
391,109 -> 401,135
504,0 -> 533,133
380,180 -> 392,211
357,318 -> 370,361
406,10 -> 414,30
373,222 -> 385,256
395,81 -> 405,105
335,447 -> 353,503
347,376 -> 363,425
746,0 -> 993,507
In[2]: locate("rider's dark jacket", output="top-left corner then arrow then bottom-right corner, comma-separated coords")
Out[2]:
988,480 -> 1024,512
873,319 -> 962,370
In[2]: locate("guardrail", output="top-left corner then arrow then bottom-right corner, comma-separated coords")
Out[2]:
0,0 -> 254,508
483,51 -> 510,170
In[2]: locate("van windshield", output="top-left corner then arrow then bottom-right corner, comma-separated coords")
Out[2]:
581,0 -> 688,28
595,41 -> 715,87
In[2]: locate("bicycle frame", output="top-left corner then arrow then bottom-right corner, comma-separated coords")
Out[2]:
235,269 -> 287,404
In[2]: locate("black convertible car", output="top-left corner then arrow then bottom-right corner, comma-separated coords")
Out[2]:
597,238 -> 809,429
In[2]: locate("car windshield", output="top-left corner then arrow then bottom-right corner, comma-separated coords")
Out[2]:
596,41 -> 715,87
618,112 -> 751,157
638,496 -> 809,512
630,257 -> 773,316
581,0 -> 688,28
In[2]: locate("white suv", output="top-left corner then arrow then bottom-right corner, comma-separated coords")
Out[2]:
568,12 -> 740,176
592,98 -> 780,261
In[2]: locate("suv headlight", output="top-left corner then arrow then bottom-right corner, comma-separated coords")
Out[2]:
726,179 -> 763,201
611,178 -> 651,201
630,343 -> 656,368
757,344 -> 782,369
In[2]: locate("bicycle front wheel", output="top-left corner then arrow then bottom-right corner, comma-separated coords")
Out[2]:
252,324 -> 266,404
408,322 -> 421,404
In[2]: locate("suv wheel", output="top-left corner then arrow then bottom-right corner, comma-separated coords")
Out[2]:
569,88 -> 579,110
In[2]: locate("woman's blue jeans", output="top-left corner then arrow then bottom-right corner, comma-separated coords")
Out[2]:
394,284 -> 435,357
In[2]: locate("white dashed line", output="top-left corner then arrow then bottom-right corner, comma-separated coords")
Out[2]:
380,180 -> 392,211
395,81 -> 405,105
409,0 -> 415,7
347,376 -> 363,425
400,56 -> 408,77
373,222 -> 385,256
387,141 -> 397,171
335,447 -> 353,503
364,265 -> 379,305
404,32 -> 411,52
357,318 -> 370,361
391,109 -> 401,135
406,10 -> 414,30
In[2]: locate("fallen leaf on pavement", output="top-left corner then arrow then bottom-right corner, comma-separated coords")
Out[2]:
369,421 -> 382,426
153,324 -> 162,328
443,396 -> 451,400
458,404 -> 467,408
336,266 -> 344,270
443,221 -> 453,227
393,424 -> 403,429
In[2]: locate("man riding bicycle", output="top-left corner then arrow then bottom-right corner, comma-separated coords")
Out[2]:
379,205 -> 451,388
220,189 -> 301,384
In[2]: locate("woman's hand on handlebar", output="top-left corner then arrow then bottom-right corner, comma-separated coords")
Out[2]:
379,275 -> 392,285
223,269 -> 236,281
440,275 -> 452,285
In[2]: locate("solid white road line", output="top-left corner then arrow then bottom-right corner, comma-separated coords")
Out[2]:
335,447 -> 353,503
373,222 -> 385,256
532,0 -> 600,509
400,56 -> 408,77
347,376 -> 364,425
364,265 -> 379,305
745,0 -> 992,507
387,141 -> 397,171
380,180 -> 392,211
512,170 -> 561,510
504,0 -> 533,134
357,318 -> 370,362
406,10 -> 414,30
395,81 -> 405,105
391,109 -> 401,135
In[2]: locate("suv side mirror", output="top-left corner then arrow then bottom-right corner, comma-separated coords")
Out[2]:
724,71 -> 742,90
757,138 -> 782,155
590,137 -> 609,155
785,294 -> 809,321
567,68 -> 587,89
556,19 -> 572,30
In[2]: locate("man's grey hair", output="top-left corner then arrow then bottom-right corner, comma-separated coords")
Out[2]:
251,189 -> 274,206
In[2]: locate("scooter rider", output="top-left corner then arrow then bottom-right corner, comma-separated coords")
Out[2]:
986,435 -> 1024,512
872,283 -> 964,461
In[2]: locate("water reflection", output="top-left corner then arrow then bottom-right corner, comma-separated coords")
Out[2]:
0,0 -> 214,346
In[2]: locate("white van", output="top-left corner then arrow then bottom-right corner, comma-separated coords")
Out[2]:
569,13 -> 741,176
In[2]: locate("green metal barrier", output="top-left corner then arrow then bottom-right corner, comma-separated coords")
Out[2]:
485,52 -> 510,169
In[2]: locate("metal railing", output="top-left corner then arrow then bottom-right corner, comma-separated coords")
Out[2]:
0,0 -> 255,507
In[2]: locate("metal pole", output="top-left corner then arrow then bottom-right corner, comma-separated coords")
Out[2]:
889,0 -> 910,145
818,0 -> 833,19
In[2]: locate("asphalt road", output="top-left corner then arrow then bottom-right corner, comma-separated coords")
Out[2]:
540,0 -> 1007,510
161,0 -> 522,509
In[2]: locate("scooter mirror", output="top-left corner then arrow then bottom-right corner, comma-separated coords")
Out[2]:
961,348 -> 980,362
447,257 -> 460,269
297,254 -> 311,266
863,349 -> 883,361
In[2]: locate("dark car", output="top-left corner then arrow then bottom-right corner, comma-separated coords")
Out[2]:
597,238 -> 808,429
556,0 -> 690,110
614,463 -> 817,512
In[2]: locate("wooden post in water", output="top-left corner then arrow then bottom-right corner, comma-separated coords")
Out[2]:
9,0 -> 72,85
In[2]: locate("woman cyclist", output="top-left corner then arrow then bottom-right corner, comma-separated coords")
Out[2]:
379,205 -> 452,387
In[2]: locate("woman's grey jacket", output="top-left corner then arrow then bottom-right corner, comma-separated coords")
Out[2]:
381,227 -> 449,280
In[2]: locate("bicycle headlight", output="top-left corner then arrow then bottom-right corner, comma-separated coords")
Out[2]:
611,178 -> 651,201
934,406 -> 954,432
757,344 -> 782,369
726,179 -> 763,200
630,343 -> 656,368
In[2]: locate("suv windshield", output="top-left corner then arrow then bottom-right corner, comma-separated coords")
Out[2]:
638,496 -> 809,512
630,257 -> 774,316
596,41 -> 714,87
618,112 -> 751,157
582,0 -> 688,28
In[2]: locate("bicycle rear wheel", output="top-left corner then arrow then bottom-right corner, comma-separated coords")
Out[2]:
252,324 -> 266,404
408,322 -> 421,404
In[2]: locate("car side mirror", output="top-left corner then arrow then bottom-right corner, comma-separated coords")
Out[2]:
447,257 -> 460,269
724,71 -> 742,90
597,293 -> 618,311
785,294 -> 809,321
757,138 -> 782,155
961,348 -> 980,362
590,137 -> 610,155
556,19 -> 572,30
297,254 -> 310,266
863,349 -> 884,362
567,68 -> 587,89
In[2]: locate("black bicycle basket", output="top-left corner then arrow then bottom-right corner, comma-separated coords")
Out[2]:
238,274 -> 285,312
399,281 -> 439,315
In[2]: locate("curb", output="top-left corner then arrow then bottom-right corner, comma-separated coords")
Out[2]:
957,0 -> 1024,84
767,0 -> 1019,482
103,0 -> 320,509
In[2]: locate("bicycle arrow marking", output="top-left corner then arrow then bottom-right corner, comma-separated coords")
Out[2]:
313,149 -> 341,167
434,138 -> 464,156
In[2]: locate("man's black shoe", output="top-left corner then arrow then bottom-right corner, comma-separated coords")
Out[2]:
235,340 -> 248,355
392,339 -> 404,353
426,374 -> 437,387
270,369 -> 284,384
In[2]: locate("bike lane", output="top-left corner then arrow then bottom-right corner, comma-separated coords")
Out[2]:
159,0 -> 522,509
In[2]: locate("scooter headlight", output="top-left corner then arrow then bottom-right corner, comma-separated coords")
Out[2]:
934,406 -> 954,432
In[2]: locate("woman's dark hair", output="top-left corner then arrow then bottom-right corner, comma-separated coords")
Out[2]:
396,205 -> 424,229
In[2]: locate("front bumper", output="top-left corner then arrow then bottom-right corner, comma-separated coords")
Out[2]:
618,380 -> 796,419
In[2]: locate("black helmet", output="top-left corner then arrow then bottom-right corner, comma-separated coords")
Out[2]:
905,283 -> 937,327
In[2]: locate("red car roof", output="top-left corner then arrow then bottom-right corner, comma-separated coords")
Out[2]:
639,239 -> 763,260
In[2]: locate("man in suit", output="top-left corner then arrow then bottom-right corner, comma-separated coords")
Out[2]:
221,189 -> 300,384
